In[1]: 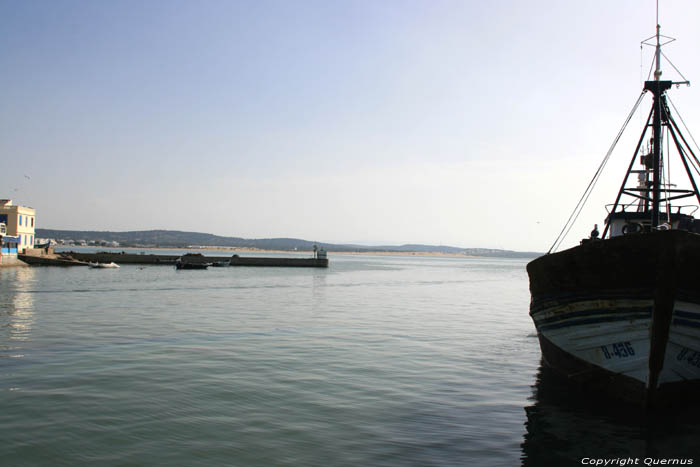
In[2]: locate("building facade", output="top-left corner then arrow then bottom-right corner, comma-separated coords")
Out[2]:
0,199 -> 36,254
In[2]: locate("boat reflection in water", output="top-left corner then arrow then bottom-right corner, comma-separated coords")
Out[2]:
521,362 -> 700,466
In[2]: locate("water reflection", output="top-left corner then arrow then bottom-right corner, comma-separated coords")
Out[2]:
311,270 -> 327,309
521,363 -> 700,465
0,267 -> 37,350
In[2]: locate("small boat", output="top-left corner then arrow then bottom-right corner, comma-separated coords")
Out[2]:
89,262 -> 120,269
210,260 -> 230,267
175,259 -> 210,270
527,17 -> 700,407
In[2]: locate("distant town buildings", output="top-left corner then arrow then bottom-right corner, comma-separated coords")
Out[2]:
53,239 -> 120,247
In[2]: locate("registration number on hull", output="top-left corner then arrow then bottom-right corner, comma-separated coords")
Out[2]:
676,348 -> 700,368
601,341 -> 635,359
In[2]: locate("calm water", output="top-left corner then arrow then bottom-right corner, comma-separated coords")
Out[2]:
1,254 -> 699,466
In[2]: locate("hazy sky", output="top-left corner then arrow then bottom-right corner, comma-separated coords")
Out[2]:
2,0 -> 700,251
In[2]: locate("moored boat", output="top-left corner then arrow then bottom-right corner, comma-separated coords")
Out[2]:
19,253 -> 90,266
89,262 -> 120,269
175,257 -> 210,270
175,262 -> 210,270
527,18 -> 700,407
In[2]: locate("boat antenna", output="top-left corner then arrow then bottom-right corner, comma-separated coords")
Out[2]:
640,4 -> 688,86
656,0 -> 661,80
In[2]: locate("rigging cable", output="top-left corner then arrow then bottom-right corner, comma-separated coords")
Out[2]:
548,91 -> 647,254
667,112 -> 700,181
640,44 -> 647,131
660,51 -> 689,84
671,119 -> 700,179
667,96 -> 700,158
666,100 -> 700,203
645,52 -> 657,82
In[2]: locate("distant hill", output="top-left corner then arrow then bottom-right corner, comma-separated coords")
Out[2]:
36,228 -> 541,258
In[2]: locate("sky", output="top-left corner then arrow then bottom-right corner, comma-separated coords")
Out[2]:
2,0 -> 700,252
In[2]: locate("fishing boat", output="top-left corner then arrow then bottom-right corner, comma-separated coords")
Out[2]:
527,18 -> 700,406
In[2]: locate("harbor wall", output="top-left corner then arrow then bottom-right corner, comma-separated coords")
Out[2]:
0,254 -> 26,267
229,256 -> 328,267
65,251 -> 329,268
69,251 -> 183,264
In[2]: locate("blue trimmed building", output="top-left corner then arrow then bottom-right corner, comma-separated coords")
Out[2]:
0,199 -> 35,266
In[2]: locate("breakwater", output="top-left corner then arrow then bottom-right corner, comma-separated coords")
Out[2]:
66,251 -> 329,268
68,251 -> 181,264
229,255 -> 327,267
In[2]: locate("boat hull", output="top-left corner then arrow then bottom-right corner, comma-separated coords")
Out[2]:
527,230 -> 700,406
175,262 -> 209,270
18,253 -> 90,266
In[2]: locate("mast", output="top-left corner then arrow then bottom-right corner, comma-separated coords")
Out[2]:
601,17 -> 696,240
552,4 -> 699,249
648,22 -> 669,228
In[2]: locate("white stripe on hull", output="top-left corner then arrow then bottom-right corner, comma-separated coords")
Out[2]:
533,298 -> 652,322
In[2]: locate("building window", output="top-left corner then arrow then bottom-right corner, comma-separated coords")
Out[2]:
31,217 -> 34,227
19,215 -> 22,226
30,235 -> 33,245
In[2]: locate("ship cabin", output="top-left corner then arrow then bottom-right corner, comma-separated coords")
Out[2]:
606,209 -> 700,238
